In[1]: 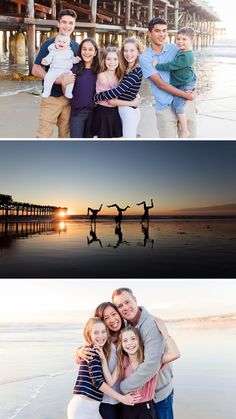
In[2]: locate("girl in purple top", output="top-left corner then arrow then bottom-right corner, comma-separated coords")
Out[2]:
70,38 -> 100,138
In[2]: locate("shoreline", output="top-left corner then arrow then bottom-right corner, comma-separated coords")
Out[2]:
0,88 -> 236,138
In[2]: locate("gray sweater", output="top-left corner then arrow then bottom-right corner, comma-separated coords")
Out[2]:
120,306 -> 173,403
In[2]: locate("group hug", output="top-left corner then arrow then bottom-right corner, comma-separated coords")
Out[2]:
67,287 -> 180,419
32,8 -> 197,139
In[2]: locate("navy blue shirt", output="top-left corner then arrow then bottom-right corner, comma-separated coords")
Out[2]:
70,66 -> 97,115
73,350 -> 105,401
35,37 -> 79,97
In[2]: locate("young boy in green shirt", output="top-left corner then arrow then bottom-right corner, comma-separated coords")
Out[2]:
153,27 -> 196,138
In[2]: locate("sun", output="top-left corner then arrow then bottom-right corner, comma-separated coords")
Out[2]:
58,210 -> 65,218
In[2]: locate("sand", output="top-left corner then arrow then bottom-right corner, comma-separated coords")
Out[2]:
0,91 -> 236,138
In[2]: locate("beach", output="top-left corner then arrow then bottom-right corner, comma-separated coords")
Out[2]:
0,38 -> 236,138
1,315 -> 236,419
1,218 -> 236,278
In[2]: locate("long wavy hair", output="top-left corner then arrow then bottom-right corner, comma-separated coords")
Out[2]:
99,46 -> 124,81
116,325 -> 144,379
75,38 -> 100,76
83,316 -> 111,360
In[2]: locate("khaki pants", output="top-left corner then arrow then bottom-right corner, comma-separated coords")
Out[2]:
36,96 -> 71,138
155,101 -> 197,138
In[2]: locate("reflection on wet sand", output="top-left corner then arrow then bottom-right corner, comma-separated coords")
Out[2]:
0,219 -> 236,278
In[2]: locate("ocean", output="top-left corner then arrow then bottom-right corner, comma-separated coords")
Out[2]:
1,320 -> 236,419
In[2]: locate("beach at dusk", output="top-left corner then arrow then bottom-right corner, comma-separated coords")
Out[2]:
1,140 -> 236,278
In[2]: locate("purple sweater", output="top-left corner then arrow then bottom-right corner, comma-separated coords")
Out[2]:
70,66 -> 97,115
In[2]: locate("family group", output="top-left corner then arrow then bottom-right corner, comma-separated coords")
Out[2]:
67,287 -> 180,419
33,8 -> 197,139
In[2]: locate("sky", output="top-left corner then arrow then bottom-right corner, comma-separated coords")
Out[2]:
1,141 -> 236,216
0,278 -> 235,322
209,0 -> 236,37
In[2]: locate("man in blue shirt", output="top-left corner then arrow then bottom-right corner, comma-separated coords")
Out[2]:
140,17 -> 196,138
32,9 -> 79,138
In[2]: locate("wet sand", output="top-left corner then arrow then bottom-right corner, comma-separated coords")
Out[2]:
0,89 -> 236,138
1,219 -> 236,278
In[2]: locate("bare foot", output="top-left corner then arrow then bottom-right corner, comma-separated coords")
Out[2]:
180,130 -> 190,138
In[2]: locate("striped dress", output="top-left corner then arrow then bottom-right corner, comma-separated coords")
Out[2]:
73,349 -> 104,401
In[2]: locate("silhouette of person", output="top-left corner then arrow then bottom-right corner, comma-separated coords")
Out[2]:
107,203 -> 130,226
87,204 -> 103,224
87,224 -> 103,248
136,199 -> 154,224
107,224 -> 129,248
141,224 -> 154,248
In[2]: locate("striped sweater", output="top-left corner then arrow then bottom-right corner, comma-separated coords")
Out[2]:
94,66 -> 142,103
73,350 -> 104,401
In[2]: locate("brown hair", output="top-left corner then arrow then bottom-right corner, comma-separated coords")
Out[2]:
116,325 -> 144,379
94,302 -> 125,330
177,26 -> 195,40
58,9 -> 77,21
99,46 -> 124,81
83,316 -> 111,360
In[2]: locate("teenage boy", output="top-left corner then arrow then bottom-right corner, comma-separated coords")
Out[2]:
32,9 -> 79,138
139,17 -> 196,138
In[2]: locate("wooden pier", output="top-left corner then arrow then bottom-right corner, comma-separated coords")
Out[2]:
0,0 -> 220,73
0,193 -> 67,218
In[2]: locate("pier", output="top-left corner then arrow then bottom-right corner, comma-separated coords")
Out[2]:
0,193 -> 67,218
0,0 -> 220,74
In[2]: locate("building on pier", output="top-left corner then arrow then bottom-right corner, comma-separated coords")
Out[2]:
0,193 -> 67,218
0,1 -> 220,73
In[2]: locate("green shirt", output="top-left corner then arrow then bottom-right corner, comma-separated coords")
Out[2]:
155,50 -> 195,86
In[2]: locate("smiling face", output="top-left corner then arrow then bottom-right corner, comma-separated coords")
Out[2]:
90,322 -> 108,347
103,305 -> 122,332
148,23 -> 168,50
175,33 -> 193,51
121,329 -> 139,355
113,291 -> 138,321
58,14 -> 76,37
105,51 -> 119,71
123,42 -> 139,67
81,41 -> 97,66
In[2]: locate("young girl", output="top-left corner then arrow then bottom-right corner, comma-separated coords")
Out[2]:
92,47 -> 123,138
98,320 -> 180,419
70,38 -> 100,138
94,38 -> 143,138
67,317 -> 139,419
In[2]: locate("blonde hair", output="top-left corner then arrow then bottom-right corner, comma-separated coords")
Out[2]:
99,46 -> 124,81
121,37 -> 144,72
116,325 -> 144,379
83,316 -> 111,360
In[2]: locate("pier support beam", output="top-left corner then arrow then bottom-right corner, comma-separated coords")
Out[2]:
26,0 -> 35,75
174,0 -> 179,31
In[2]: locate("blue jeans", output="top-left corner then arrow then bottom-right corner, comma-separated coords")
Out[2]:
154,390 -> 174,419
172,79 -> 196,114
70,108 -> 93,138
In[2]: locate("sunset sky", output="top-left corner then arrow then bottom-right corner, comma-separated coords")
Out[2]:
1,141 -> 236,216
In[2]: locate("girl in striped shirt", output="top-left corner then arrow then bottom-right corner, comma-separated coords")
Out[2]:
67,317 -> 140,419
94,38 -> 143,138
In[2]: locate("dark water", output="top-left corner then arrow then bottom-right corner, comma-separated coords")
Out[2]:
0,219 -> 236,278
